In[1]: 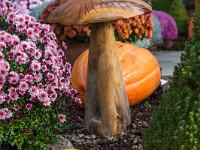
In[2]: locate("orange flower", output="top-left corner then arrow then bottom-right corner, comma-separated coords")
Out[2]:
83,26 -> 89,32
140,15 -> 144,21
55,26 -> 62,35
119,32 -> 124,37
64,30 -> 68,35
60,34 -> 66,41
128,19 -> 133,24
137,33 -> 142,39
129,29 -> 133,34
122,23 -> 126,29
56,39 -> 61,44
141,27 -> 145,34
64,26 -> 72,31
87,30 -> 91,36
145,29 -> 148,35
117,28 -> 123,33
50,24 -> 57,29
68,30 -> 76,38
118,20 -> 123,25
134,16 -> 139,20
125,33 -> 129,39
124,29 -> 128,33
132,21 -> 137,27
134,28 -> 139,34
38,14 -> 44,19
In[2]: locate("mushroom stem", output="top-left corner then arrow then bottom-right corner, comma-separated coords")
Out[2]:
85,22 -> 131,136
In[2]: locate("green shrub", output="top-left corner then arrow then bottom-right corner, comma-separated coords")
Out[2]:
152,0 -> 172,13
142,8 -> 200,150
168,0 -> 189,34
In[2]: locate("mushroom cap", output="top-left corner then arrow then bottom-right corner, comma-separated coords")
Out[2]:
46,0 -> 152,25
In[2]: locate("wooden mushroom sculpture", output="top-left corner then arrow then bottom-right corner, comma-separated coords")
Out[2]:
47,0 -> 152,136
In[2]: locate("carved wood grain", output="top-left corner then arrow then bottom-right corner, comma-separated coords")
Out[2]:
47,0 -> 152,25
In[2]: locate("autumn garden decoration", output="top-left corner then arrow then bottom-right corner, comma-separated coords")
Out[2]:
71,41 -> 161,108
46,0 -> 152,136
0,1 -> 81,149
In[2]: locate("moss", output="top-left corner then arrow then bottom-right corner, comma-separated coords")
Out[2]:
143,8 -> 200,150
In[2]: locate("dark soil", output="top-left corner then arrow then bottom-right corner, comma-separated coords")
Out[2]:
64,83 -> 166,150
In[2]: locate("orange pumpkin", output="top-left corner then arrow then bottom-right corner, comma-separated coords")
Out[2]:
71,41 -> 161,108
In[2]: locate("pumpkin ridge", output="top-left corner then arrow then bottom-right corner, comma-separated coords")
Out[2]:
126,67 -> 161,89
81,50 -> 88,90
127,67 -> 161,105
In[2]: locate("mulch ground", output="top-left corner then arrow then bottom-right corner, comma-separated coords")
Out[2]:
65,82 -> 167,150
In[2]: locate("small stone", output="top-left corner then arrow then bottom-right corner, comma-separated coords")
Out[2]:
91,134 -> 96,138
134,138 -> 138,144
79,134 -> 84,137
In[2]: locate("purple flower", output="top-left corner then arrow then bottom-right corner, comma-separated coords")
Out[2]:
152,10 -> 178,40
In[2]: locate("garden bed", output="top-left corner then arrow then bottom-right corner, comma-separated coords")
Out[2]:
65,83 -> 167,150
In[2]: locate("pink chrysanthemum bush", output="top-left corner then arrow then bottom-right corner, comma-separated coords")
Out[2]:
0,1 -> 80,149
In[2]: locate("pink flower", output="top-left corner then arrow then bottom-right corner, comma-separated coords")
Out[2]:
43,99 -> 51,106
26,103 -> 32,110
0,52 -> 4,61
19,81 -> 29,91
29,86 -> 39,97
9,92 -> 19,101
35,73 -> 42,82
8,87 -> 16,93
0,95 -> 5,104
19,90 -> 25,96
34,51 -> 42,59
14,105 -> 20,111
50,92 -> 57,101
0,108 -> 12,120
0,109 -> 6,120
75,97 -> 82,104
65,62 -> 71,70
58,114 -> 66,123
47,73 -> 54,80
10,71 -> 19,79
30,97 -> 36,102
9,78 -> 18,85
38,91 -> 48,102
27,28 -> 34,37
25,74 -> 33,82
0,42 -> 6,51
0,60 -> 10,71
31,60 -> 41,71
61,42 -> 67,49
37,83 -> 44,90
0,69 -> 7,77
46,85 -> 53,93
41,65 -> 47,72
44,50 -> 53,59
5,109 -> 12,119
